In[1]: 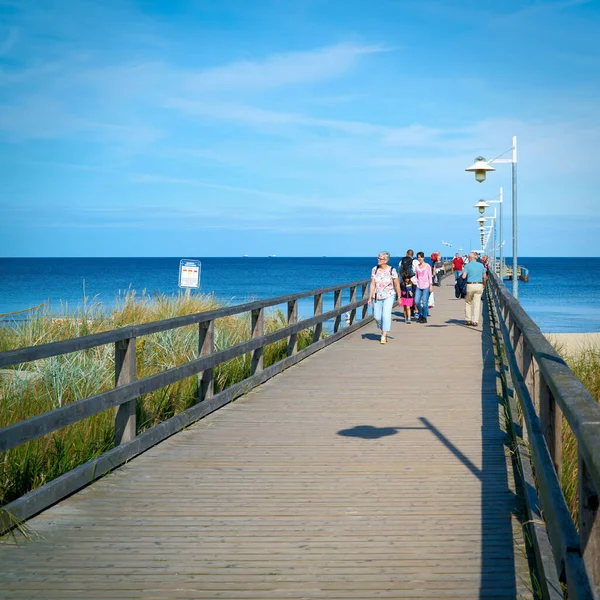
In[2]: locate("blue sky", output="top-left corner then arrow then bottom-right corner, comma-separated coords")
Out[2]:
1,0 -> 599,257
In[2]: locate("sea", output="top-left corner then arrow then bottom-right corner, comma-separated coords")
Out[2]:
0,257 -> 598,333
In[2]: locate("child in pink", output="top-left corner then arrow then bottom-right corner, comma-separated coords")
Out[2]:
400,273 -> 414,323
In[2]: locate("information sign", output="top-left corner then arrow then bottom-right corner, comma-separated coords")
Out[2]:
178,259 -> 201,289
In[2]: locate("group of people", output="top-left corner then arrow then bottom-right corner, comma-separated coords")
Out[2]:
368,250 -> 438,344
368,249 -> 487,344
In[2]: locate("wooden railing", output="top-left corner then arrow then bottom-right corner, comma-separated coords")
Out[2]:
487,271 -> 600,599
0,280 -> 372,532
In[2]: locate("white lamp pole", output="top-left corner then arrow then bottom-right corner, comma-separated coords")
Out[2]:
488,209 -> 497,274
498,188 -> 504,280
473,188 -> 503,278
465,137 -> 518,298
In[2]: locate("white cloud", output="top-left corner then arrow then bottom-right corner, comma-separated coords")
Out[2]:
166,98 -> 445,145
186,43 -> 388,92
0,95 -> 162,148
131,173 -> 305,203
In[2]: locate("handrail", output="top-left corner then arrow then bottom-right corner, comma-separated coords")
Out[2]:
0,279 -> 372,531
0,279 -> 369,368
487,271 -> 600,597
0,298 -> 366,453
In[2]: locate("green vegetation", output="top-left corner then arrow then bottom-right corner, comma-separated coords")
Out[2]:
556,343 -> 600,522
0,291 -> 316,506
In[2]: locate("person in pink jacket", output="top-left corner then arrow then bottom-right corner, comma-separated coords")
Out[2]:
414,252 -> 433,323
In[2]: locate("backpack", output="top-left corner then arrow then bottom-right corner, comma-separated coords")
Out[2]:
375,265 -> 396,275
399,256 -> 414,277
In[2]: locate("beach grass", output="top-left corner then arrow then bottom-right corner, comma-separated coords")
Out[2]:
555,343 -> 600,522
0,291 -> 317,507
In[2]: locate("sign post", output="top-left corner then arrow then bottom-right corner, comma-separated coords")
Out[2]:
178,259 -> 201,289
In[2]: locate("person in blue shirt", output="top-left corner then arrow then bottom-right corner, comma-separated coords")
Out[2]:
461,253 -> 487,327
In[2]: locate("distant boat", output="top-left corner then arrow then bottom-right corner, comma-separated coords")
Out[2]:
242,255 -> 249,257
268,254 -> 277,257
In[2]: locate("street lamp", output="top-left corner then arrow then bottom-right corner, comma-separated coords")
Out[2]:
466,157 -> 496,183
474,189 -> 504,281
465,136 -> 518,298
473,200 -> 490,215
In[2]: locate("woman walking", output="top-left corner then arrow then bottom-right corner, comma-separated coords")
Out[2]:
368,251 -> 401,344
414,252 -> 433,323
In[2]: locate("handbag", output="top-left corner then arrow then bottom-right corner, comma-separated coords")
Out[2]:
428,292 -> 435,308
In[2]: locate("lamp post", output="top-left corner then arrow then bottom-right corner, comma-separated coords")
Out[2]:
466,137 -> 518,298
481,214 -> 497,272
473,187 -> 504,280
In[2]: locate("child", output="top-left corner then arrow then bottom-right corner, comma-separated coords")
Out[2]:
400,273 -> 414,323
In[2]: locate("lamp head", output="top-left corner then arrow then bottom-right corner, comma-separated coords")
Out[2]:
477,216 -> 486,225
474,200 -> 489,214
466,157 -> 495,183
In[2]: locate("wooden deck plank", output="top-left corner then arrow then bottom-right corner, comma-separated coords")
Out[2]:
0,280 -> 536,599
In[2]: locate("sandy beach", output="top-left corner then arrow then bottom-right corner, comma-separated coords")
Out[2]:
545,333 -> 600,356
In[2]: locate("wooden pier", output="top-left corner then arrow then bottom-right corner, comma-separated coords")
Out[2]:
1,275 -> 598,599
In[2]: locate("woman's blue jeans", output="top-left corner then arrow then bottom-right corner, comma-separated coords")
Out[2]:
373,295 -> 394,332
414,287 -> 431,318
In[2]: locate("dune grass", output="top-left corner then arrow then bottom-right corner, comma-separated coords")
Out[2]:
0,290 -> 316,507
554,343 -> 600,522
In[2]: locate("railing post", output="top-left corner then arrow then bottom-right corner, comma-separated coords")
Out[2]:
579,450 -> 600,588
522,343 -> 534,400
513,323 -> 524,374
502,302 -> 510,330
361,284 -> 369,320
115,337 -> 136,446
198,320 -> 214,402
251,308 -> 264,374
333,290 -> 342,333
313,293 -> 323,343
538,374 -> 563,479
349,286 -> 357,325
287,299 -> 298,356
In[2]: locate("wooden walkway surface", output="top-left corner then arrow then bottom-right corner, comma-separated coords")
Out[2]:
0,280 -> 536,599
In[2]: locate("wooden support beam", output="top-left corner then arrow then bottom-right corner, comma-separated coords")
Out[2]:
114,337 -> 136,446
287,299 -> 298,356
313,294 -> 323,343
198,320 -> 214,401
579,450 -> 600,590
361,284 -> 369,320
539,376 -> 563,480
349,286 -> 357,325
333,290 -> 342,333
251,308 -> 264,374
